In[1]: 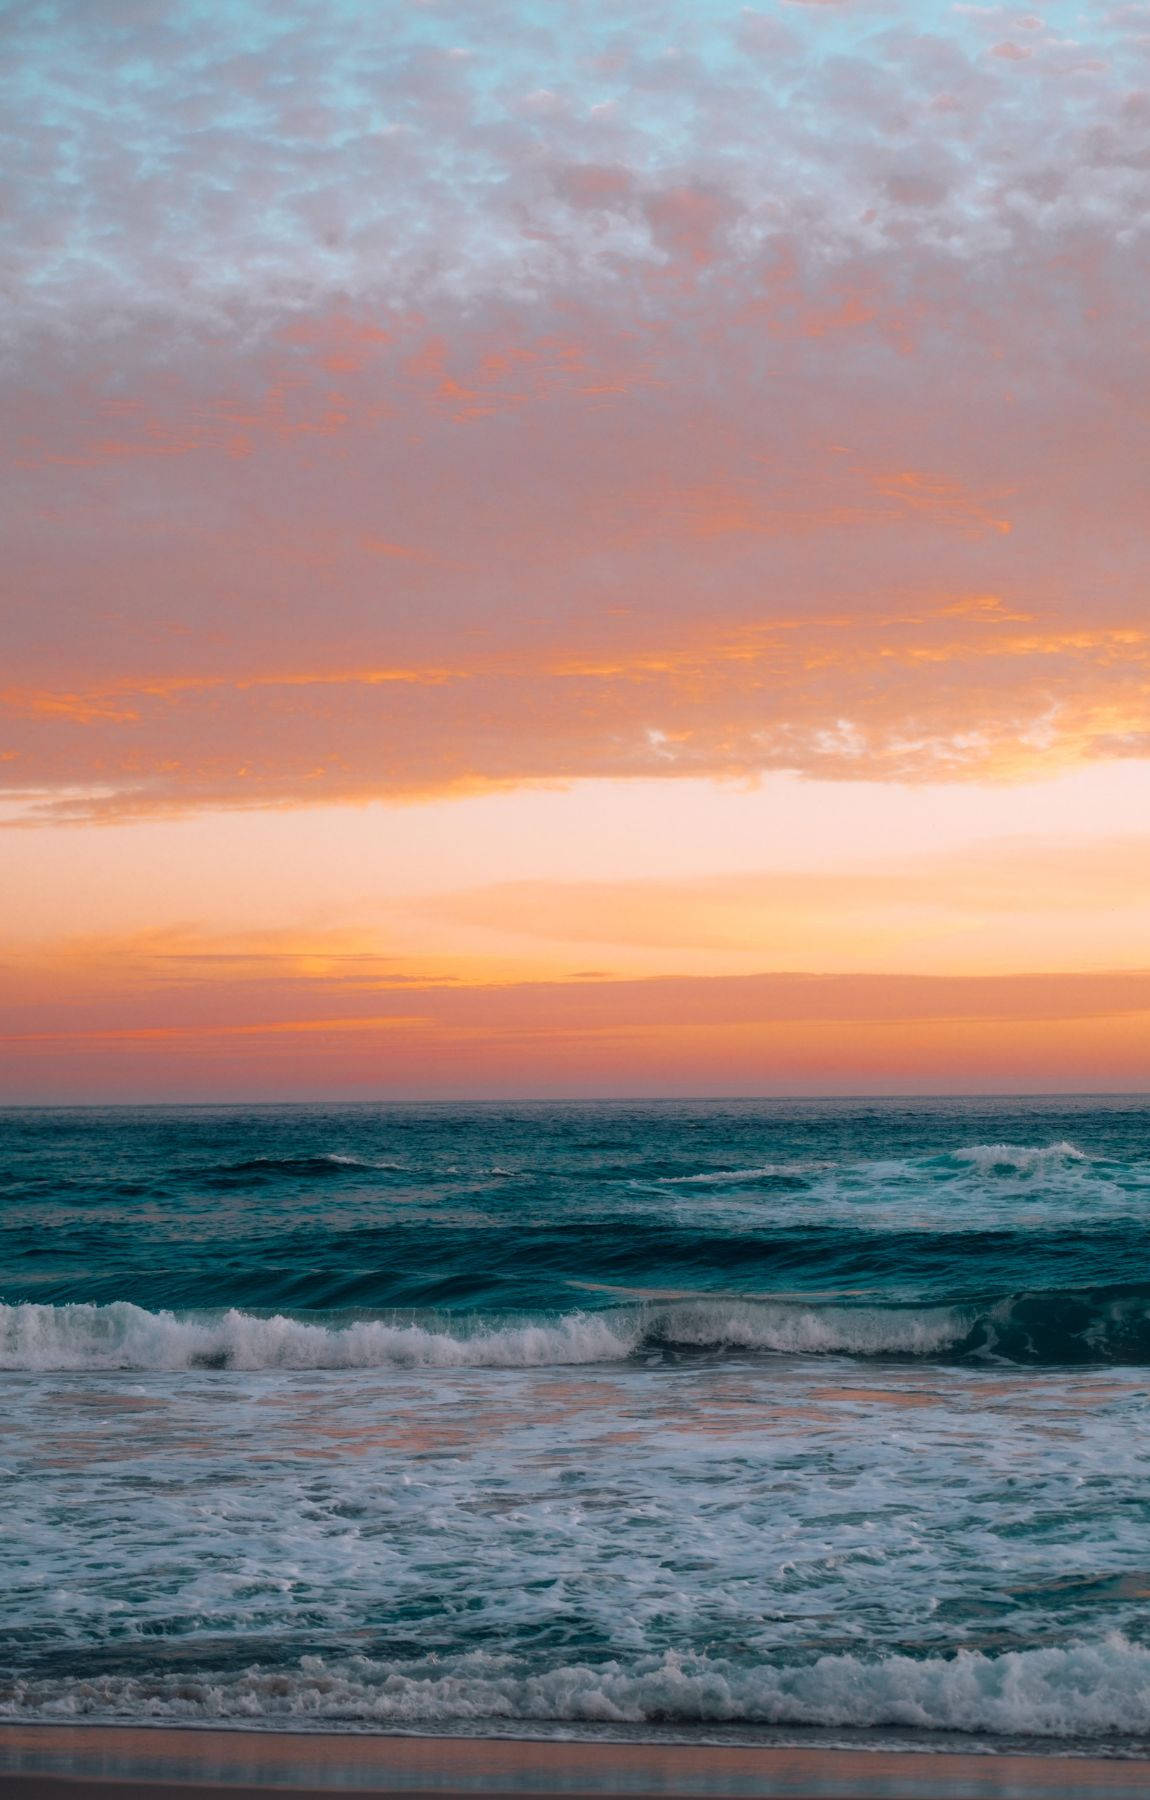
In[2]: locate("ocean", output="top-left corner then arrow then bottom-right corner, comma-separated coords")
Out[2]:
2,1097 -> 1149,1755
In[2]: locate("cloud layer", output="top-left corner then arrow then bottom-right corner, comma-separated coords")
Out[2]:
3,0 -> 1149,815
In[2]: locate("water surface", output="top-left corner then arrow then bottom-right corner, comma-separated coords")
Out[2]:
2,1099 -> 1149,1752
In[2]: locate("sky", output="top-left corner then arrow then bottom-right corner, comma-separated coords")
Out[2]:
2,0 -> 1149,1100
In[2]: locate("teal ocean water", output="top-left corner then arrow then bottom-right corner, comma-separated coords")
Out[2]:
2,1098 -> 1150,1752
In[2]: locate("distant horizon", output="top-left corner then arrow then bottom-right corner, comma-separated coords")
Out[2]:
6,1089 -> 1150,1111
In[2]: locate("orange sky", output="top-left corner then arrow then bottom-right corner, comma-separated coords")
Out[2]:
3,0 -> 1149,1099
4,769 -> 1149,1098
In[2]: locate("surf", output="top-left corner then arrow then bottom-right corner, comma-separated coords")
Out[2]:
6,1283 -> 1150,1370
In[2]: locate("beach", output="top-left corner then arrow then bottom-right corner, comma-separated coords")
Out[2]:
6,1726 -> 1150,1800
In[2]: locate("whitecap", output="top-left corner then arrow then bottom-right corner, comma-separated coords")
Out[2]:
5,1637 -> 1150,1738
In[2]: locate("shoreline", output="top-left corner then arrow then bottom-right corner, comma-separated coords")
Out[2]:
4,1725 -> 1150,1799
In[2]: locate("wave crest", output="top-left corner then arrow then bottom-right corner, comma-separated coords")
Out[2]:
948,1141 -> 1088,1176
4,1286 -> 1150,1371
0,1301 -> 638,1372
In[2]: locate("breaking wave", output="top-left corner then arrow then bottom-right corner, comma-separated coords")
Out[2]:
947,1141 -> 1090,1177
6,1638 -> 1150,1740
5,1284 -> 1150,1371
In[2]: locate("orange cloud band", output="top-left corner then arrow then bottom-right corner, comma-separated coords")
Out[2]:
4,605 -> 1149,820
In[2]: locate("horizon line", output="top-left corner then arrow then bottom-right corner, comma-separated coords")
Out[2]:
4,1090 -> 1150,1112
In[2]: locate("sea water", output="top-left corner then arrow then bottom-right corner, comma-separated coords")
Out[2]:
2,1097 -> 1149,1753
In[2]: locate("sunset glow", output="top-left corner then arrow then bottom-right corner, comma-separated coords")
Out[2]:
3,0 -> 1149,1098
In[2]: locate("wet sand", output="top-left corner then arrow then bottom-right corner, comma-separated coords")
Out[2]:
2,1726 -> 1150,1800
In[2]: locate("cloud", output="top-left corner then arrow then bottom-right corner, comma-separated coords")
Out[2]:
2,0 -> 1148,817
3,0 -> 1144,340
3,591 -> 1149,818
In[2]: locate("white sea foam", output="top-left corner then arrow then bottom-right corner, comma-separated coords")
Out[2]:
0,1299 -> 972,1372
636,1139 -> 1132,1238
950,1142 -> 1089,1176
5,1639 -> 1150,1738
0,1301 -> 639,1372
646,1300 -> 965,1357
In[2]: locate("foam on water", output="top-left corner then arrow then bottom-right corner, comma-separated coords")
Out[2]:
4,1337 -> 1150,1746
7,1638 -> 1150,1738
